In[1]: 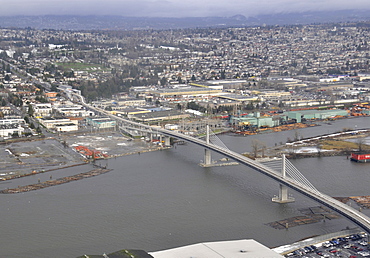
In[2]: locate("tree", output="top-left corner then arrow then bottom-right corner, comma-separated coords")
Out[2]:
245,101 -> 254,110
160,77 -> 167,86
27,104 -> 34,117
294,130 -> 301,141
316,142 -> 322,157
251,139 -> 265,158
357,138 -> 366,152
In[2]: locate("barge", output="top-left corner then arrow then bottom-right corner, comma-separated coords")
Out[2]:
350,152 -> 370,162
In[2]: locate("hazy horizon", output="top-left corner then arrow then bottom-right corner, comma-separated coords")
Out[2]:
1,0 -> 370,18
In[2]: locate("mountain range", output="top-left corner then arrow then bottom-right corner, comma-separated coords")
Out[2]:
0,10 -> 370,30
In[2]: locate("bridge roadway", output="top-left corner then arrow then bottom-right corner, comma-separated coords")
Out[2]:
74,93 -> 370,233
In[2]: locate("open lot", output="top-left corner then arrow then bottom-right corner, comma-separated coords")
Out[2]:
0,131 -> 154,179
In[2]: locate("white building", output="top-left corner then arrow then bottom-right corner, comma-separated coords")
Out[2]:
54,123 -> 79,132
53,104 -> 94,117
150,239 -> 284,258
39,118 -> 78,131
32,103 -> 52,117
0,117 -> 25,125
0,123 -> 24,137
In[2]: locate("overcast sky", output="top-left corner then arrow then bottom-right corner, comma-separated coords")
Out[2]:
1,0 -> 369,17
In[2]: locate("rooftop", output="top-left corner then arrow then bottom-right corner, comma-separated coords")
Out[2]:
149,239 -> 284,258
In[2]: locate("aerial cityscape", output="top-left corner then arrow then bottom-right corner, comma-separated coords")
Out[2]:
1,2 -> 370,258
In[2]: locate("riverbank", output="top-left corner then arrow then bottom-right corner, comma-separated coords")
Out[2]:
245,128 -> 370,159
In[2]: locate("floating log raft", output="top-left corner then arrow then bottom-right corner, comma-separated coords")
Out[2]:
0,168 -> 112,194
349,196 -> 370,209
266,206 -> 340,230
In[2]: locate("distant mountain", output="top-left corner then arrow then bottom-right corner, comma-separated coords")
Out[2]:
0,10 -> 370,31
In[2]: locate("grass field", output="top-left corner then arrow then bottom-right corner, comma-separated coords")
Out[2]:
321,139 -> 369,151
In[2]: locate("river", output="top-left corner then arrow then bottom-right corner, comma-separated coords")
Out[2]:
1,117 -> 370,257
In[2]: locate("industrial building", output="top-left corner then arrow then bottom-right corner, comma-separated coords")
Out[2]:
230,109 -> 349,130
85,117 -> 117,129
149,86 -> 222,98
217,93 -> 258,102
53,104 -> 94,117
285,109 -> 349,123
130,110 -> 190,122
39,117 -> 79,132
230,112 -> 279,128
150,239 -> 283,258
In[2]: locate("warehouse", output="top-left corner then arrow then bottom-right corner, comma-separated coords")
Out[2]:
85,117 -> 117,129
285,109 -> 349,123
130,110 -> 190,122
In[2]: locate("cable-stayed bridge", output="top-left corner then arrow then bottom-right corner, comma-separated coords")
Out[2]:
73,93 -> 370,233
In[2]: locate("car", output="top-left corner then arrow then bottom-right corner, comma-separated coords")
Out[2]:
359,241 -> 368,246
322,241 -> 333,248
292,250 -> 301,255
331,239 -> 340,245
338,237 -> 347,243
357,251 -> 370,256
310,245 -> 317,250
304,246 -> 313,253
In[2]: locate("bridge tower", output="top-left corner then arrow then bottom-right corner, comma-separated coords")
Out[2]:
203,124 -> 212,166
272,154 -> 295,203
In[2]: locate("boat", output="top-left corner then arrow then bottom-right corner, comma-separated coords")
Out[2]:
350,152 -> 370,163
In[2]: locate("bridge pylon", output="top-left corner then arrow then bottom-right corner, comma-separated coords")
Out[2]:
201,124 -> 212,166
272,154 -> 295,204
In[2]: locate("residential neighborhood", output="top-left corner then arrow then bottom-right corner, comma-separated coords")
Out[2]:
1,22 -> 370,139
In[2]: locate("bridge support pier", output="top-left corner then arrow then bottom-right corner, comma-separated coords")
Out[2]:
272,154 -> 295,203
201,125 -> 212,166
204,149 -> 212,165
164,136 -> 171,147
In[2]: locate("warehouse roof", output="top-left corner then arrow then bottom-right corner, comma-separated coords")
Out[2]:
149,239 -> 284,258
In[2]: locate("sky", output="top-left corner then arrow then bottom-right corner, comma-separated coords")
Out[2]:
0,0 -> 369,17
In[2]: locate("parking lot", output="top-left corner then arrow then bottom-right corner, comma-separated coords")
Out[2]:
286,233 -> 369,258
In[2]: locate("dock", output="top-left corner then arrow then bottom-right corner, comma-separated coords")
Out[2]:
0,168 -> 112,194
